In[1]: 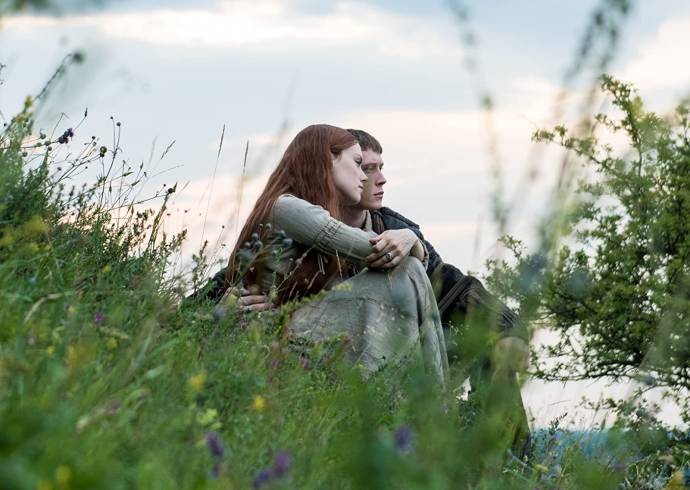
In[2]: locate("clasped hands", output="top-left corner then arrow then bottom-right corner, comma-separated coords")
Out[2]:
223,229 -> 423,312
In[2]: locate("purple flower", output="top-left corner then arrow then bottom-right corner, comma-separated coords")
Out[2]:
252,450 -> 291,488
299,353 -> 311,370
206,432 -> 224,458
393,425 -> 413,454
93,311 -> 104,324
252,468 -> 272,489
272,451 -> 291,477
57,128 -> 74,144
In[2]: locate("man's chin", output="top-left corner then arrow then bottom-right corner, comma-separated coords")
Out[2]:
359,199 -> 384,211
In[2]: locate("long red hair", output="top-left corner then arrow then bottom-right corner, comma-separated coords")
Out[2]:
227,124 -> 357,304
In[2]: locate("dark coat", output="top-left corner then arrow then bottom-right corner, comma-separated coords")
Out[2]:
370,207 -> 526,342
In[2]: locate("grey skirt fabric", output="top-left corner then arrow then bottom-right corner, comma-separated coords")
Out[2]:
288,256 -> 449,389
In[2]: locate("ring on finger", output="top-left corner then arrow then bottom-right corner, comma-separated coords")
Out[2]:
384,251 -> 394,262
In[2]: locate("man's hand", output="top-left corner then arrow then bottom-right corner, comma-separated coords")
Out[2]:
221,287 -> 273,312
238,287 -> 273,312
367,229 -> 420,269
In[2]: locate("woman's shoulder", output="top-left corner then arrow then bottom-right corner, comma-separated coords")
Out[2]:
274,194 -> 325,213
275,193 -> 298,203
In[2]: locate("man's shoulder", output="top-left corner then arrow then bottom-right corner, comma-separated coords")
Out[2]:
373,207 -> 421,230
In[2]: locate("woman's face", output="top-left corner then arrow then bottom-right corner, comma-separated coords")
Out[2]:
332,143 -> 367,205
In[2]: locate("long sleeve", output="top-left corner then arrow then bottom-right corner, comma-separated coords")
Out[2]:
271,194 -> 377,266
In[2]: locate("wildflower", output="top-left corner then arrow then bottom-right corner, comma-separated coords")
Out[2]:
252,451 -> 292,488
101,264 -> 112,274
106,338 -> 118,350
252,395 -> 266,412
299,353 -> 311,370
57,128 -> 74,144
99,146 -> 107,157
93,311 -> 104,325
36,480 -> 53,490
23,215 -> 48,237
393,425 -> 413,454
55,465 -> 72,486
272,451 -> 291,477
188,372 -> 207,392
252,468 -> 272,489
197,408 -> 219,427
24,95 -> 33,109
206,431 -> 224,458
66,345 -> 83,370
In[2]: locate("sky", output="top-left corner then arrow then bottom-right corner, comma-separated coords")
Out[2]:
2,0 -> 689,427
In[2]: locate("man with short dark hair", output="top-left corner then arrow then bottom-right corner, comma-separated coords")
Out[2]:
342,129 -> 530,456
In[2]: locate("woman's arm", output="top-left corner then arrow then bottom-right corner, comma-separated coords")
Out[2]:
272,194 -> 377,266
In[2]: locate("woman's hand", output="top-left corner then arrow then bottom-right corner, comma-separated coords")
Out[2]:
366,229 -> 420,268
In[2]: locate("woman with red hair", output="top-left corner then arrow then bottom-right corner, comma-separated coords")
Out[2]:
226,124 -> 448,386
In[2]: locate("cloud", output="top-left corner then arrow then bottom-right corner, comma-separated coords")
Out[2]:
2,0 -> 462,62
620,16 -> 690,92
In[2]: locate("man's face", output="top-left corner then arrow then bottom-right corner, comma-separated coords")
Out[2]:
356,149 -> 386,210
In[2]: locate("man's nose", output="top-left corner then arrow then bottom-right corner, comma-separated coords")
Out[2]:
377,171 -> 387,186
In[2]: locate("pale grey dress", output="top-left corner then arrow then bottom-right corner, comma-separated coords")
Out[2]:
261,194 -> 449,388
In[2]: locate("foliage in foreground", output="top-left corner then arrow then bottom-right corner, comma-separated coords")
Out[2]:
0,85 -> 686,489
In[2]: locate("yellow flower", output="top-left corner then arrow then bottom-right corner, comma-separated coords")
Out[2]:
197,407 -> 218,426
252,394 -> 266,412
55,465 -> 72,486
46,346 -> 55,356
188,372 -> 206,392
0,228 -> 15,247
66,305 -> 77,316
101,264 -> 112,274
24,95 -> 33,109
36,480 -> 53,490
22,215 -> 48,238
106,338 -> 118,350
66,346 -> 79,369
65,344 -> 92,372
